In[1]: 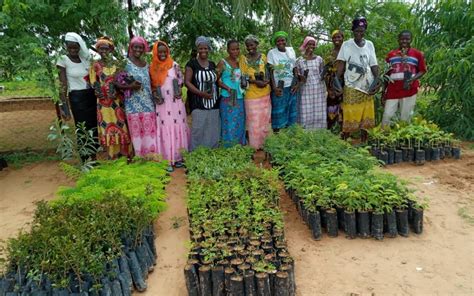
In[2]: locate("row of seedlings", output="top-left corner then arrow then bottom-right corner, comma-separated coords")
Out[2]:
368,117 -> 461,165
0,158 -> 169,295
183,146 -> 296,296
264,126 -> 427,241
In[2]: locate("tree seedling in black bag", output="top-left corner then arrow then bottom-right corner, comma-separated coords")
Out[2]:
277,80 -> 284,95
172,79 -> 181,102
153,87 -> 164,105
240,74 -> 248,88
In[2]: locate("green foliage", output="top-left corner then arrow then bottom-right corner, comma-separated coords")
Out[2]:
1,150 -> 60,169
264,126 -> 423,213
413,0 -> 474,140
56,158 -> 169,217
185,146 -> 286,267
368,116 -> 459,149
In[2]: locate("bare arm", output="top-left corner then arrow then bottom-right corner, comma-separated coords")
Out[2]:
216,60 -> 231,92
184,66 -> 211,99
57,66 -> 71,120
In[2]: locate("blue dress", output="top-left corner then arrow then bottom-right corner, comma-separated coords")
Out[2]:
219,59 -> 246,147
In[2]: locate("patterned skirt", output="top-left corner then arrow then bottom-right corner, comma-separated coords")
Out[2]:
341,87 -> 375,133
297,81 -> 327,129
126,112 -> 157,157
271,87 -> 297,129
245,95 -> 271,149
220,96 -> 247,147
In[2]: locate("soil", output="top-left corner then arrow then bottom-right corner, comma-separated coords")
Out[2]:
0,151 -> 473,295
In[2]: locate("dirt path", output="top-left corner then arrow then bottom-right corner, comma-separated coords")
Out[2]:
0,161 -> 73,242
137,168 -> 190,296
254,152 -> 474,296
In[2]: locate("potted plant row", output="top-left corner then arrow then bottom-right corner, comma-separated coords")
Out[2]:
184,147 -> 296,296
0,158 -> 170,295
264,126 -> 427,241
368,117 -> 461,166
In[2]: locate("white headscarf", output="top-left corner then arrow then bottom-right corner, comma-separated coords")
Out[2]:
65,32 -> 90,61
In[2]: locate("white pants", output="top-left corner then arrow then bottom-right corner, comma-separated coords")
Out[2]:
382,94 -> 417,125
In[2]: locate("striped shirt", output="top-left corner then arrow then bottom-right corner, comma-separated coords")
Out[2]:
385,48 -> 426,99
186,58 -> 219,111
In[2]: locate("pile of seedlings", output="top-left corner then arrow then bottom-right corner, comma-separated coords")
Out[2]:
368,117 -> 461,165
183,147 -> 296,296
0,158 -> 169,295
264,126 -> 427,241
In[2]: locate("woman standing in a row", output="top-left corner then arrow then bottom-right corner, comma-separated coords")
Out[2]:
185,36 -> 220,150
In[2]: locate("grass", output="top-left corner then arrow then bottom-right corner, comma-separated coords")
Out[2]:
0,80 -> 53,97
458,207 -> 474,226
1,150 -> 60,169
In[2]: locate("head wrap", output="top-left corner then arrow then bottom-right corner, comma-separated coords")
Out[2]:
195,36 -> 211,49
244,35 -> 259,45
95,36 -> 115,51
352,17 -> 368,31
299,36 -> 317,53
331,30 -> 344,38
149,40 -> 174,88
65,32 -> 90,61
128,36 -> 150,56
272,31 -> 288,45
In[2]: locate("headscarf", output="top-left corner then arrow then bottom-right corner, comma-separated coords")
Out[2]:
299,36 -> 317,53
128,36 -> 150,56
64,32 -> 90,61
95,36 -> 115,51
195,36 -> 211,49
149,40 -> 174,88
352,17 -> 368,31
244,35 -> 259,45
331,30 -> 344,38
272,31 -> 288,45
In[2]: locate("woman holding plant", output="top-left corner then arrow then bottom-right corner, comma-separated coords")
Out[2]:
239,35 -> 271,150
267,31 -> 298,132
123,36 -> 157,157
295,36 -> 327,129
88,36 -> 133,159
217,39 -> 246,147
150,40 -> 190,171
185,36 -> 220,150
324,30 -> 344,129
336,17 -> 380,142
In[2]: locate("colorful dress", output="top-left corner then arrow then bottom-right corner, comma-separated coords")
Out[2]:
124,60 -> 157,156
336,38 -> 378,133
155,63 -> 190,164
239,54 -> 271,149
323,52 -> 343,129
220,59 -> 246,147
295,56 -> 327,129
89,61 -> 132,158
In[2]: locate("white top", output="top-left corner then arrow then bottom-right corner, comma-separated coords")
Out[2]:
56,55 -> 90,91
267,47 -> 296,87
337,38 -> 378,94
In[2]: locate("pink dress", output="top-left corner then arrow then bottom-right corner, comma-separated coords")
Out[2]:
155,63 -> 190,164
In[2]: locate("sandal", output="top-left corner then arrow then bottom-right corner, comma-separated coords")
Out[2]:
166,165 -> 174,173
174,161 -> 184,168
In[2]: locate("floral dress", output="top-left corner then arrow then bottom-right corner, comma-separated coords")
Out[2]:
124,60 -> 157,156
89,61 -> 132,158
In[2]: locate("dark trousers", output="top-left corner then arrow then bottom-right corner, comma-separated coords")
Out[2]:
69,89 -> 98,161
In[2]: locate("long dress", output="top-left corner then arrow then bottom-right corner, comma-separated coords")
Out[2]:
295,56 -> 327,129
155,63 -> 190,164
239,54 -> 271,149
323,52 -> 343,129
219,59 -> 246,147
124,60 -> 157,156
89,61 -> 132,158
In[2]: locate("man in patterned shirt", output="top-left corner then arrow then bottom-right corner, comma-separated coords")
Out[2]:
382,30 -> 427,125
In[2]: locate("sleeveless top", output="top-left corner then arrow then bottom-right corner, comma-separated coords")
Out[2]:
220,59 -> 243,99
186,58 -> 219,111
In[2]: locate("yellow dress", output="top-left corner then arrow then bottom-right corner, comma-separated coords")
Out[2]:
89,61 -> 132,158
239,54 -> 271,99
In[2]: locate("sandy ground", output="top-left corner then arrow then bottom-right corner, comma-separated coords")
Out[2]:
0,151 -> 473,295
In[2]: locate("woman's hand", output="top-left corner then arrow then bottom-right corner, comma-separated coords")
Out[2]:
254,80 -> 268,88
129,80 -> 142,91
200,91 -> 213,99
